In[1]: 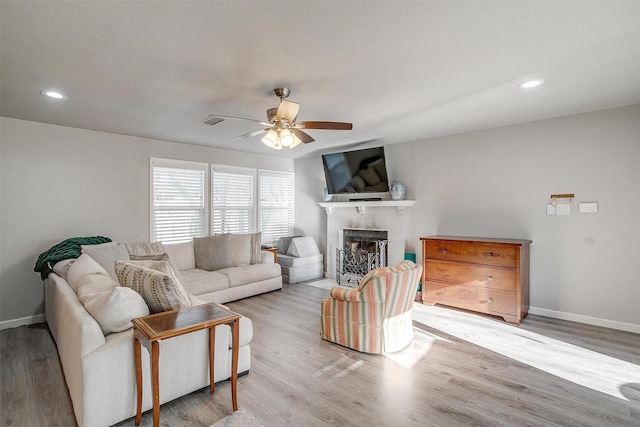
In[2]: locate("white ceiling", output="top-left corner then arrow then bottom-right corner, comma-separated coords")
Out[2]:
2,1 -> 639,159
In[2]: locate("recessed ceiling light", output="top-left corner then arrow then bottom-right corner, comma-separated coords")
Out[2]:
41,90 -> 68,100
518,79 -> 544,89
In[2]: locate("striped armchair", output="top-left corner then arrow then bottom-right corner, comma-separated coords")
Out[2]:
320,260 -> 423,354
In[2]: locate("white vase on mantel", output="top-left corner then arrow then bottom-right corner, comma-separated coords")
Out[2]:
390,179 -> 406,200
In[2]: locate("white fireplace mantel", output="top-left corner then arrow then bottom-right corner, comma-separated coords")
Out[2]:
318,200 -> 415,215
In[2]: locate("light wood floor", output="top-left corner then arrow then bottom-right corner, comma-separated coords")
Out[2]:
1,282 -> 639,426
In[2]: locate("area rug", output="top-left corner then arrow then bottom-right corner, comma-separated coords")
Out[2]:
209,407 -> 263,427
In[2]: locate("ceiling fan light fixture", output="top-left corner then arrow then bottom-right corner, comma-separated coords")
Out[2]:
261,130 -> 278,149
288,137 -> 302,149
280,129 -> 295,147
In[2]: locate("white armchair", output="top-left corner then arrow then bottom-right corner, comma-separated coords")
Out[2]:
277,236 -> 324,283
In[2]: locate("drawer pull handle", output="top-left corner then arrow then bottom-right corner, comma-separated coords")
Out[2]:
486,252 -> 494,257
480,298 -> 494,304
441,248 -> 447,254
441,270 -> 447,276
488,298 -> 493,304
488,275 -> 494,281
436,291 -> 446,296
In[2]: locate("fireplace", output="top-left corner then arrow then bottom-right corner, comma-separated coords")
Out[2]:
337,229 -> 389,287
319,200 -> 415,283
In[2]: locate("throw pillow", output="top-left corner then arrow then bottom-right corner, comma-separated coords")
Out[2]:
250,232 -> 262,264
125,259 -> 191,309
52,258 -> 75,280
193,235 -> 233,271
81,243 -> 131,281
115,261 -> 191,313
67,253 -> 110,292
228,234 -> 251,266
129,253 -> 185,285
125,242 -> 164,256
77,275 -> 149,335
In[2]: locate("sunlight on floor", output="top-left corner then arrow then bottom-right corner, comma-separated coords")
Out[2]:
411,303 -> 640,401
384,328 -> 451,369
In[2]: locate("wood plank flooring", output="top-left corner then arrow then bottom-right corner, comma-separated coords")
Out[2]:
1,282 -> 639,426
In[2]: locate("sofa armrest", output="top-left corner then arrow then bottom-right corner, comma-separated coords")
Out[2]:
260,250 -> 275,264
46,273 -> 106,357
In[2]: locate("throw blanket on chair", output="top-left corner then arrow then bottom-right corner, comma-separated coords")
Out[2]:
34,236 -> 112,280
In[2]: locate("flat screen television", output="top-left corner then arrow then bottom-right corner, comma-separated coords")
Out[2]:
322,147 -> 389,195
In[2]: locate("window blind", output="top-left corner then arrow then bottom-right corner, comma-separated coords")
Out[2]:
151,159 -> 207,243
259,170 -> 294,246
212,166 -> 255,234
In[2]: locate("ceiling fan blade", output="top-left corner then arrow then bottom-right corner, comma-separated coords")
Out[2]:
296,121 -> 353,130
276,100 -> 300,123
202,115 -> 267,126
236,129 -> 269,140
291,128 -> 315,144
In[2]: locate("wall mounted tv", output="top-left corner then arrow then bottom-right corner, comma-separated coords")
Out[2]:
322,146 -> 389,195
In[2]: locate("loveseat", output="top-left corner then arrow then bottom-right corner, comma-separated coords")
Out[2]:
44,235 -> 281,427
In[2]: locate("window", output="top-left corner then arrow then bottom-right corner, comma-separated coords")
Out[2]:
211,165 -> 256,234
150,158 -> 207,243
259,170 -> 294,246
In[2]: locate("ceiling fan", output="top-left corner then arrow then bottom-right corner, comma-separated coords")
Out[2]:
203,88 -> 352,150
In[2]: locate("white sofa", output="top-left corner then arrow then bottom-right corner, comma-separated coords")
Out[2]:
44,238 -> 281,427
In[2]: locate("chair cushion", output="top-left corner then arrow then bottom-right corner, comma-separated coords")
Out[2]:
277,253 -> 323,268
276,236 -> 301,255
286,237 -> 320,258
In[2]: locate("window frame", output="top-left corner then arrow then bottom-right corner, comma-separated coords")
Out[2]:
149,157 -> 209,243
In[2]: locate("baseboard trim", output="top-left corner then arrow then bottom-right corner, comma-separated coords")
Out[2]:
0,313 -> 46,331
528,306 -> 640,334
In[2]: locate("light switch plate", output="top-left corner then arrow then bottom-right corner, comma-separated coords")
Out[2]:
546,204 -> 556,215
557,204 -> 571,215
579,202 -> 598,213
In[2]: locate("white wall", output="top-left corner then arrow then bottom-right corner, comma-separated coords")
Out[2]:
0,117 -> 293,324
294,104 -> 640,332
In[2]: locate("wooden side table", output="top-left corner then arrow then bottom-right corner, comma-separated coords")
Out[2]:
132,303 -> 241,427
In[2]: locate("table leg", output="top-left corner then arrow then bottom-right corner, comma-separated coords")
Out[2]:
209,325 -> 215,394
231,319 -> 239,411
151,341 -> 160,427
134,336 -> 142,426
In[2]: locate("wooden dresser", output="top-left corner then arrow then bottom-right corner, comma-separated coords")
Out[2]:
420,236 -> 532,324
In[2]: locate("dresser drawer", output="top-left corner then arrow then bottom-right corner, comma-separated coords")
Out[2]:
424,240 -> 518,268
423,281 -> 517,316
424,261 -> 517,292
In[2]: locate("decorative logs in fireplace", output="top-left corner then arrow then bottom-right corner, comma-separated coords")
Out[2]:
337,229 -> 389,287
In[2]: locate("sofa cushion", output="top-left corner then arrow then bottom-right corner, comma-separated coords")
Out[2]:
228,233 -> 251,266
179,269 -> 229,295
194,234 -> 233,271
277,253 -> 323,268
67,253 -> 110,292
163,240 -> 196,270
250,232 -> 262,264
286,237 -> 321,258
77,274 -> 149,335
125,242 -> 164,256
115,261 -> 191,313
81,243 -> 131,281
217,263 -> 282,288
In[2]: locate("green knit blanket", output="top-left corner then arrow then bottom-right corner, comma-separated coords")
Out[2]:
34,236 -> 112,280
